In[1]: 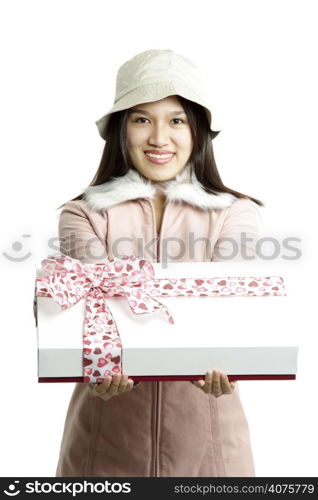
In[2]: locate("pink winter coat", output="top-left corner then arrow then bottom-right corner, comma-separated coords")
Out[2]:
55,167 -> 262,477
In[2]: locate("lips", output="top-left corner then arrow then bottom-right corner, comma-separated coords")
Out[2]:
144,150 -> 175,165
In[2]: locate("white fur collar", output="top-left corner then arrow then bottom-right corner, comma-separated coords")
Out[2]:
83,164 -> 237,212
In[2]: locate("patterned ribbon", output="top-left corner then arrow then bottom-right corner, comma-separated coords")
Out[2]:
35,253 -> 286,383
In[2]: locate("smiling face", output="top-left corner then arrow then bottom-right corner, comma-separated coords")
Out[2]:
126,95 -> 193,183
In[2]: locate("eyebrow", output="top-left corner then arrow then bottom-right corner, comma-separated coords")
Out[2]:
128,108 -> 186,116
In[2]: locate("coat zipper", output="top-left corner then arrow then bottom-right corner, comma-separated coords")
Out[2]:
146,197 -> 167,477
156,200 -> 168,263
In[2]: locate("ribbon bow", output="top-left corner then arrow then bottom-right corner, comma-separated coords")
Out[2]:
36,253 -> 174,383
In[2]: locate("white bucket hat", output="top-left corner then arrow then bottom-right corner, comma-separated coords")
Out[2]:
95,49 -> 220,140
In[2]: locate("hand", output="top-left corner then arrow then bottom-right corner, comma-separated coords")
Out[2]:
88,373 -> 136,401
192,370 -> 235,397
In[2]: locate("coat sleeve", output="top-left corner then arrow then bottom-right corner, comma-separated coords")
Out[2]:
58,200 -> 109,264
212,198 -> 263,262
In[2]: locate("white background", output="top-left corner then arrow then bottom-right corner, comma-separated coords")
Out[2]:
0,0 -> 317,477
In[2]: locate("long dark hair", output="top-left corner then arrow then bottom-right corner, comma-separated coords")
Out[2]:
57,95 -> 263,209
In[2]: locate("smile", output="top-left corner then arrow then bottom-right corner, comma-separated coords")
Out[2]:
144,152 -> 175,164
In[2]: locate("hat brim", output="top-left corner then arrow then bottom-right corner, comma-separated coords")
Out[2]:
96,81 -> 220,140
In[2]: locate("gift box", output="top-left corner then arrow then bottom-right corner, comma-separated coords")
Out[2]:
35,254 -> 299,383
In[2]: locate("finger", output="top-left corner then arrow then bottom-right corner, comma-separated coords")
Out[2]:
220,373 -> 233,394
108,374 -> 122,395
126,379 -> 134,391
212,370 -> 223,397
202,370 -> 213,393
192,379 -> 205,389
117,373 -> 129,393
89,376 -> 111,396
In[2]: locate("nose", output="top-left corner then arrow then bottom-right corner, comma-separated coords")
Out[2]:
147,122 -> 171,147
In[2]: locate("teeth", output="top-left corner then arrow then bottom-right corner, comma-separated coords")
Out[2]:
145,152 -> 174,159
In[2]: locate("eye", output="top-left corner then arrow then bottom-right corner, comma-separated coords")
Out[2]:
171,118 -> 184,125
134,117 -> 150,123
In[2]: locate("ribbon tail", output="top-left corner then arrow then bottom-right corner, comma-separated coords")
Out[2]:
149,295 -> 175,325
120,286 -> 175,325
83,289 -> 122,383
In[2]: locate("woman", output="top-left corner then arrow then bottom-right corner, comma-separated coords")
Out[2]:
55,49 -> 263,477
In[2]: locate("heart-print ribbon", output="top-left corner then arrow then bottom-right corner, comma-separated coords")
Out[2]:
35,253 -> 286,383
